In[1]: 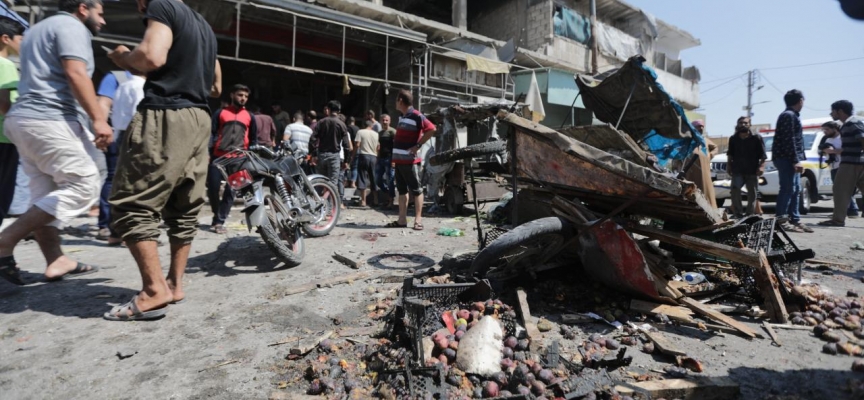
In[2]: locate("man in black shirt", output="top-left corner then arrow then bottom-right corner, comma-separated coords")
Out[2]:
310,100 -> 352,208
726,117 -> 766,218
104,0 -> 221,320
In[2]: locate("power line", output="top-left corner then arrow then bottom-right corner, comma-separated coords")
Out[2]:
758,71 -> 830,112
701,85 -> 743,106
699,56 -> 864,89
700,74 -> 746,94
759,56 -> 864,71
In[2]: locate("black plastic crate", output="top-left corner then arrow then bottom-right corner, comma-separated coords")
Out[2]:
377,366 -> 447,399
401,279 -> 519,366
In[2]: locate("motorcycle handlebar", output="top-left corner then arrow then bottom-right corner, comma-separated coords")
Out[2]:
249,145 -> 276,158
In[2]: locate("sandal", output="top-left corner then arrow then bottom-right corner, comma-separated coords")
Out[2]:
103,295 -> 168,321
45,262 -> 100,282
818,220 -> 846,227
0,256 -> 25,286
413,222 -> 424,231
385,221 -> 408,228
780,223 -> 804,233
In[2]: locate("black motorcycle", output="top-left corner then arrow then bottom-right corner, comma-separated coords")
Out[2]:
213,145 -> 341,266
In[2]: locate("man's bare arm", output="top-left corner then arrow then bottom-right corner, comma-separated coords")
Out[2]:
109,19 -> 173,72
0,89 -> 11,115
63,59 -> 112,148
97,96 -> 113,122
211,60 -> 222,98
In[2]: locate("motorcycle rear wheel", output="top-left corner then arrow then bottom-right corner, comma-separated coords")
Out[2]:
260,195 -> 305,267
302,177 -> 341,237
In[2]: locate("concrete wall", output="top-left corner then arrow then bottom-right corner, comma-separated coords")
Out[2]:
542,36 -> 591,74
655,68 -> 700,109
525,0 -> 553,51
470,0 -> 523,45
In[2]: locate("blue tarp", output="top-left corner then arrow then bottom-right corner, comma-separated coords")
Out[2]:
0,3 -> 29,29
553,7 -> 590,45
638,62 -> 706,166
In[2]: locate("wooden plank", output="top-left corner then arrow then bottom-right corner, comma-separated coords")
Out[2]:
560,314 -> 595,324
337,325 -> 379,338
767,323 -> 812,331
516,288 -> 542,346
762,321 -> 781,346
289,331 -> 334,356
682,220 -> 735,235
806,259 -> 851,268
630,299 -> 694,323
332,252 -> 360,269
643,330 -> 688,357
283,271 -> 385,296
615,376 -> 740,400
753,250 -> 789,324
679,297 -> 762,339
625,222 -> 762,267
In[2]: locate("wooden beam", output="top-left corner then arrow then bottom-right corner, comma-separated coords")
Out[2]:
805,259 -> 851,268
516,288 -> 542,347
678,297 -> 762,339
289,331 -> 334,356
630,299 -> 695,323
332,252 -> 360,269
615,376 -> 740,400
762,321 -> 781,346
643,330 -> 688,357
682,220 -> 735,235
282,271 -> 385,296
753,250 -> 789,324
624,222 -> 762,267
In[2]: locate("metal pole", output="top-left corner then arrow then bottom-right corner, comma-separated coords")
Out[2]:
590,0 -> 598,75
510,130 -> 519,225
469,166 -> 484,249
341,26 -> 346,74
385,35 -> 389,82
615,80 -> 638,130
235,2 -> 241,58
292,15 -> 297,67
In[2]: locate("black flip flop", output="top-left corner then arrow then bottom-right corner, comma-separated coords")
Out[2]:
45,262 -> 100,282
0,256 -> 25,286
385,221 -> 408,228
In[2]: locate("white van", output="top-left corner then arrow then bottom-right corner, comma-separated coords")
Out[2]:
711,124 -> 834,214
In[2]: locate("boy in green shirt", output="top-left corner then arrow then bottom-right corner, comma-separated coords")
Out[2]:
0,16 -> 24,227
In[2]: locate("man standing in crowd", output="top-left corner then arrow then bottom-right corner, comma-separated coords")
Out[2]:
271,101 -> 291,140
353,120 -> 379,208
105,0 -> 221,320
310,100 -> 352,207
387,89 -> 436,231
285,111 -> 313,173
819,120 -> 859,219
307,110 -> 318,131
366,109 -> 382,133
726,117 -> 766,218
772,89 -> 813,233
94,69 -> 132,242
0,0 -> 110,286
208,84 -> 257,234
375,114 -> 396,209
250,104 -> 276,149
346,116 -> 360,189
0,17 -> 24,228
819,100 -> 864,227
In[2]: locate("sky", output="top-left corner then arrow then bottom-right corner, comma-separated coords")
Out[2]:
625,0 -> 863,137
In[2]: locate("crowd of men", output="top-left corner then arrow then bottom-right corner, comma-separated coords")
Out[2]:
723,89 -> 864,231
0,0 -> 437,321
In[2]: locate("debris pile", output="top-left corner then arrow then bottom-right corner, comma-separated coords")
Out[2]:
791,283 -> 864,371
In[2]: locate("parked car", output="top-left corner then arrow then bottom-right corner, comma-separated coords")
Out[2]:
711,128 -> 833,214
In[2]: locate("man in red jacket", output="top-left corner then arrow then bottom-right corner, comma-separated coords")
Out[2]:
209,84 -> 257,234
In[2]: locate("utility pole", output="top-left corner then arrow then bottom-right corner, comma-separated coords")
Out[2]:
746,70 -> 754,119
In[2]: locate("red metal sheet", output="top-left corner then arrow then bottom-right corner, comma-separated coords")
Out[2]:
577,220 -> 661,300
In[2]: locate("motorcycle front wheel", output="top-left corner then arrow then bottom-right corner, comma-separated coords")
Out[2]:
259,195 -> 305,267
302,177 -> 341,237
